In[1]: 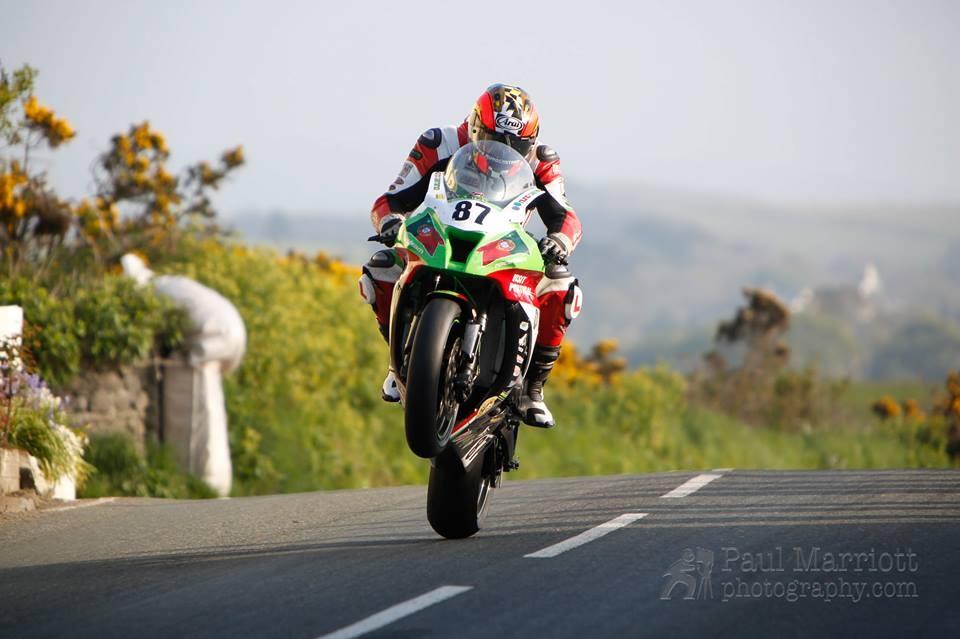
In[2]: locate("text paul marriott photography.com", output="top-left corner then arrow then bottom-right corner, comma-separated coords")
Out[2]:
660,546 -> 920,604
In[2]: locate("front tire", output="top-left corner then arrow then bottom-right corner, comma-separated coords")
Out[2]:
427,447 -> 492,539
405,298 -> 462,458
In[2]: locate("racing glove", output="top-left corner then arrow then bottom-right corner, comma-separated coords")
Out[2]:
538,233 -> 569,264
378,214 -> 404,247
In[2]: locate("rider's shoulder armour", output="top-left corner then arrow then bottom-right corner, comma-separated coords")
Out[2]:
418,128 -> 443,150
536,145 -> 559,163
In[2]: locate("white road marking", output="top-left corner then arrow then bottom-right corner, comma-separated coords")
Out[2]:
712,467 -> 735,473
660,473 -> 723,498
43,497 -> 116,512
317,585 -> 472,639
524,513 -> 648,559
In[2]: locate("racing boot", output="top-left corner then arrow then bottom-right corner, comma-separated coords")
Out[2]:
519,344 -> 561,428
381,369 -> 400,403
375,321 -> 400,403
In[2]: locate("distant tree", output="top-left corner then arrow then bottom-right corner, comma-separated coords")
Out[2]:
691,287 -> 845,430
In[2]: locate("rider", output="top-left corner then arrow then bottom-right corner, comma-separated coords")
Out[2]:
359,84 -> 583,428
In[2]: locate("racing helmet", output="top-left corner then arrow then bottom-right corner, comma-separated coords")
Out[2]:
467,84 -> 539,159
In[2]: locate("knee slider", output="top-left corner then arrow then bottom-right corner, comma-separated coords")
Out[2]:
564,279 -> 583,321
358,270 -> 377,306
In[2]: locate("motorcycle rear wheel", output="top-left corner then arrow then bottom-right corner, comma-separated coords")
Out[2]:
427,447 -> 492,539
404,297 -> 462,458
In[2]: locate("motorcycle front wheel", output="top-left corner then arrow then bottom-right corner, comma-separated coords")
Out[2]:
404,297 -> 462,459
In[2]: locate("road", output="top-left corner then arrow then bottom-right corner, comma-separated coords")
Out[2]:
1,469 -> 958,638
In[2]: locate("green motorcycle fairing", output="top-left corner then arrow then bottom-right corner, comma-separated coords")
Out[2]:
395,177 -> 546,282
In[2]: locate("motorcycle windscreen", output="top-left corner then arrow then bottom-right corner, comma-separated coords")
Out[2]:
443,140 -> 535,207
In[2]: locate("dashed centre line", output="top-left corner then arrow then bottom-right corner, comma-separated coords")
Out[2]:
316,585 -> 472,639
320,471 -> 730,637
660,472 -> 723,498
524,513 -> 648,559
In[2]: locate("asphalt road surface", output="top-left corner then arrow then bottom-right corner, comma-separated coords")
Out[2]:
2,469 -> 959,638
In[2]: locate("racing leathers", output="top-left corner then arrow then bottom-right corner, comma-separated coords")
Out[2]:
360,121 -> 583,427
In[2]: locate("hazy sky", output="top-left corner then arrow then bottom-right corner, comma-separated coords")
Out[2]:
2,0 -> 958,215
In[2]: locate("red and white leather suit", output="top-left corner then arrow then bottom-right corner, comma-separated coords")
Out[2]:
361,121 -> 583,349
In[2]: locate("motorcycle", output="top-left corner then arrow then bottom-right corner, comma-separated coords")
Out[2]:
372,140 -> 561,539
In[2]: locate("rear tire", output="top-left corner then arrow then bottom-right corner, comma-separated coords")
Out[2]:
405,298 -> 463,458
427,447 -> 492,539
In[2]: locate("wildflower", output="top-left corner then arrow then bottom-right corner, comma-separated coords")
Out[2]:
22,95 -> 76,147
199,162 -> 219,186
155,167 -> 175,186
117,134 -> 132,153
902,399 -> 926,421
22,95 -> 50,125
132,122 -> 153,149
872,396 -> 902,420
151,132 -> 169,154
222,145 -> 245,169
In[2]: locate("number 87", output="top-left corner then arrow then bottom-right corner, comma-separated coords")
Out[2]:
452,200 -> 491,223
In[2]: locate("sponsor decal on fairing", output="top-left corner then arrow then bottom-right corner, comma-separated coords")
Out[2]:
478,230 -> 529,266
408,214 -> 444,256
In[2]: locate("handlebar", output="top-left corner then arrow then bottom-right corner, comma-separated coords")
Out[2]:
370,233 -> 567,265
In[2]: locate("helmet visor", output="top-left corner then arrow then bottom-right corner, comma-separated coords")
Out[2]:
471,128 -> 534,158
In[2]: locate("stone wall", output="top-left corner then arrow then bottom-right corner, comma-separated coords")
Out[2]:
64,365 -> 160,451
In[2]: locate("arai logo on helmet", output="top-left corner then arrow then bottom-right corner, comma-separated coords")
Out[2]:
495,113 -> 524,133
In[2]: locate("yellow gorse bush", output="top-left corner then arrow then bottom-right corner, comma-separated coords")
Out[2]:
902,399 -> 926,421
552,339 -> 628,388
2,61 -> 245,286
872,396 -> 902,419
74,198 -> 120,237
222,146 -> 244,169
22,95 -> 75,147
0,161 -> 29,220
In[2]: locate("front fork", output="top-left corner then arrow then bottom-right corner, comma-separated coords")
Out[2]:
454,312 -> 486,403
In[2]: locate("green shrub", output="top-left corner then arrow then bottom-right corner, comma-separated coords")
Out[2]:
79,434 -> 217,499
74,276 -> 185,367
9,408 -> 67,477
0,274 -> 187,386
0,278 -> 81,387
170,240 -> 427,494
